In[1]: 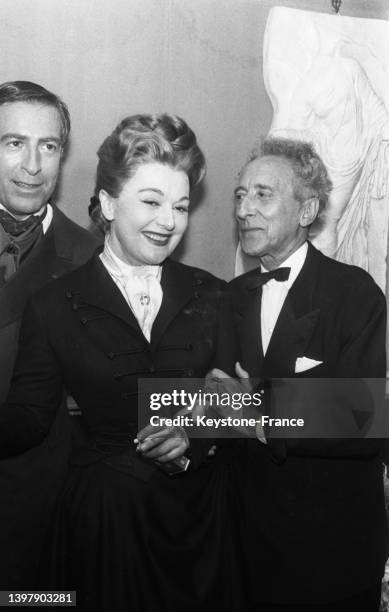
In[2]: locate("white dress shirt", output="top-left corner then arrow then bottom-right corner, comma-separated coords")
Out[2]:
256,242 -> 308,444
261,242 -> 308,354
0,202 -> 53,234
100,239 -> 162,342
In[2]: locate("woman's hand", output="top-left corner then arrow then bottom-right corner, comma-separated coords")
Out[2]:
135,423 -> 190,463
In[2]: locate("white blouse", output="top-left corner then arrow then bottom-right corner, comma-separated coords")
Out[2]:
100,239 -> 162,342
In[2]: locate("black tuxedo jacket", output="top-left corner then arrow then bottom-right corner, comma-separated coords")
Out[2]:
0,206 -> 99,588
229,242 -> 388,604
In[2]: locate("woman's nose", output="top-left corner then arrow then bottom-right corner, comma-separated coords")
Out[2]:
157,206 -> 175,230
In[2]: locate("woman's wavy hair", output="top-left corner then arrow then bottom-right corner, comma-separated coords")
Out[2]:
89,114 -> 206,233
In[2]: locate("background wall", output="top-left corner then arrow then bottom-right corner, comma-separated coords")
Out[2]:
0,0 -> 388,279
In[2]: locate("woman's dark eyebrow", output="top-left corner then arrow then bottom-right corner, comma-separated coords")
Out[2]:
138,188 -> 164,195
138,189 -> 189,203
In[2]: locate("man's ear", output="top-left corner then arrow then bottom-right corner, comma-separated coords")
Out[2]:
99,190 -> 115,221
300,197 -> 319,228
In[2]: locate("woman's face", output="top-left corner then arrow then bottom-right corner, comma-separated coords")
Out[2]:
100,162 -> 190,266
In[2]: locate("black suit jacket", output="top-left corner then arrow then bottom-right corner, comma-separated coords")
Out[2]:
229,242 -> 388,604
0,206 -> 100,401
0,206 -> 100,588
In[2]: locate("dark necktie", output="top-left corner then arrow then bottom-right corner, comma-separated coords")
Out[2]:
0,208 -> 47,285
247,267 -> 291,290
0,208 -> 46,237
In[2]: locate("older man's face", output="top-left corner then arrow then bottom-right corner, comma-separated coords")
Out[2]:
0,101 -> 62,218
234,155 -> 307,267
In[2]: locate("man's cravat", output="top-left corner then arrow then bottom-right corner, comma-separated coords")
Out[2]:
0,208 -> 47,285
0,208 -> 46,237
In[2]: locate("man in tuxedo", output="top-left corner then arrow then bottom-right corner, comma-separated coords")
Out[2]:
223,138 -> 387,610
0,81 -> 99,587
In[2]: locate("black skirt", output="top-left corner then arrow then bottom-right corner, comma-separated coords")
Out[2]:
50,446 -> 244,612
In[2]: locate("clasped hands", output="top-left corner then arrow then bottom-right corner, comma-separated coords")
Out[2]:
204,362 -> 265,439
135,362 -> 264,465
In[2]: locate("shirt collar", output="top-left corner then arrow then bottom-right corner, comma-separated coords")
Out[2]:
0,202 -> 52,235
100,236 -> 162,281
261,242 -> 308,289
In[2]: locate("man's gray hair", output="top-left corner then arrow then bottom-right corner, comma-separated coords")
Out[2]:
250,137 -> 333,214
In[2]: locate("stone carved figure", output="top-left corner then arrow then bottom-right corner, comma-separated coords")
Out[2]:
236,8 -> 389,293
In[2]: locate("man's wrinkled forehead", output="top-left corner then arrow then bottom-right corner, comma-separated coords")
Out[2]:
237,155 -> 294,191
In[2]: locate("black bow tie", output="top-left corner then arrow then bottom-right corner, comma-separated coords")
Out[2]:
0,208 -> 47,237
247,267 -> 291,290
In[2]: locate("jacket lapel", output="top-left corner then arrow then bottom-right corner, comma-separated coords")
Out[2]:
0,206 -> 85,328
150,259 -> 195,347
49,205 -> 81,278
233,268 -> 265,378
264,296 -> 320,377
71,257 -> 199,345
0,228 -> 60,327
70,253 -> 144,336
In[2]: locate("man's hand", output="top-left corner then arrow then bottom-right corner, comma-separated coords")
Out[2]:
135,423 -> 189,464
207,361 -> 252,394
205,362 -> 265,440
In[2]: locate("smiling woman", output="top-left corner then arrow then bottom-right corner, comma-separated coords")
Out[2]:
0,113 -> 242,611
88,114 -> 206,339
99,162 -> 190,266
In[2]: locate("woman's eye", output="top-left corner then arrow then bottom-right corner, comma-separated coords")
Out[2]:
175,206 -> 189,214
143,200 -> 159,207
